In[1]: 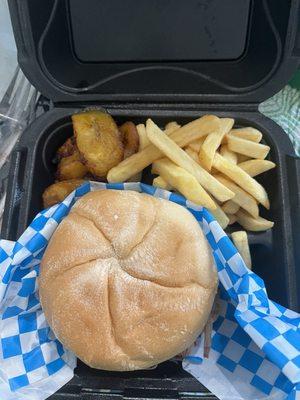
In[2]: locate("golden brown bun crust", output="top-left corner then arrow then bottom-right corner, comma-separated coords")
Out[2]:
39,190 -> 217,371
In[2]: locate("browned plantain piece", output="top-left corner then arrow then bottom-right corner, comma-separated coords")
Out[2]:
119,121 -> 139,158
56,151 -> 88,181
43,179 -> 85,208
72,111 -> 124,178
57,137 -> 76,159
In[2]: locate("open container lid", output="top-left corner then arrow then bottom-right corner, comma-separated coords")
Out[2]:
8,0 -> 300,104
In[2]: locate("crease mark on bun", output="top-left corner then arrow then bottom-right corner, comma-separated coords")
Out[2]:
71,208 -> 114,252
118,264 -> 200,290
41,212 -> 114,283
106,269 -> 127,357
70,205 -> 158,262
124,202 -> 158,259
48,258 -> 101,287
69,206 -> 207,290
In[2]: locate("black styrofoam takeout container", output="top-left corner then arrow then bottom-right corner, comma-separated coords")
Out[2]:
3,0 -> 300,399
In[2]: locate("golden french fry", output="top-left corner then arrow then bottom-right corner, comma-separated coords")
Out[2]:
238,160 -> 276,177
185,147 -> 200,163
186,137 -> 205,153
107,115 -> 220,182
152,159 -> 216,210
211,202 -> 230,229
238,154 -> 251,163
152,175 -> 173,190
126,172 -> 142,182
228,136 -> 270,159
170,115 -> 221,147
136,124 -> 150,150
146,119 -> 234,202
164,121 -> 181,134
107,144 -> 159,183
199,118 -> 234,171
220,144 -> 238,164
222,200 -> 240,214
231,231 -> 252,269
228,127 -> 262,142
213,153 -> 269,209
214,174 -> 259,218
228,214 -> 237,225
236,209 -> 274,231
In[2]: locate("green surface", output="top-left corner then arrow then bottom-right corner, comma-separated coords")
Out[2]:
289,69 -> 300,89
259,70 -> 300,156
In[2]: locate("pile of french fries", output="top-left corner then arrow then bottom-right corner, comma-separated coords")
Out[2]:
107,115 -> 275,233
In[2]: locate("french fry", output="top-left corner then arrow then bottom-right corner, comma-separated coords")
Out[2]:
137,121 -> 177,146
137,120 -> 176,152
231,231 -> 252,269
186,137 -> 205,153
152,175 -> 173,191
238,159 -> 276,177
228,127 -> 262,142
227,136 -> 270,159
152,159 -> 216,210
236,209 -> 274,231
222,200 -> 240,214
213,153 -> 270,209
170,115 -> 221,147
164,121 -> 181,134
126,172 -> 142,182
107,115 -> 220,182
199,118 -> 234,171
136,124 -> 150,150
214,174 -> 259,218
238,154 -> 251,163
211,202 -> 230,229
220,144 -> 238,164
146,120 -> 235,202
185,147 -> 200,163
228,214 -> 237,225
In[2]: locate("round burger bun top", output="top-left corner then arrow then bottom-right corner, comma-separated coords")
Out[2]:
39,190 -> 218,371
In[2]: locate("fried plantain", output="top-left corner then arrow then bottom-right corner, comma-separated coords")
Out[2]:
57,137 -> 76,159
119,121 -> 139,158
56,151 -> 88,181
72,111 -> 124,178
43,179 -> 85,208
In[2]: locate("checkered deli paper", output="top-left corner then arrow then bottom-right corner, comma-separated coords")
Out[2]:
0,182 -> 299,400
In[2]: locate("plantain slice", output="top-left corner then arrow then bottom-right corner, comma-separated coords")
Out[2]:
43,179 -> 85,208
57,137 -> 76,159
119,121 -> 140,158
72,111 -> 124,178
56,151 -> 88,181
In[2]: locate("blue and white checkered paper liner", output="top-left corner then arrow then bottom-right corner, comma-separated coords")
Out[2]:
0,182 -> 299,400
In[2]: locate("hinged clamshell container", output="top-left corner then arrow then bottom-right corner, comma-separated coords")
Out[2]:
3,1 -> 300,398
